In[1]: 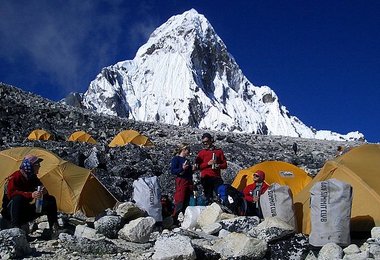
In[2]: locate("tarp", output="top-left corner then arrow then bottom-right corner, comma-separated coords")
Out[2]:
232,161 -> 312,197
0,147 -> 117,217
27,129 -> 54,141
294,144 -> 380,234
108,130 -> 154,147
68,130 -> 97,144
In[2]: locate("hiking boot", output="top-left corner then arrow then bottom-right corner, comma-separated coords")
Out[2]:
41,223 -> 60,240
19,223 -> 30,235
50,223 -> 60,240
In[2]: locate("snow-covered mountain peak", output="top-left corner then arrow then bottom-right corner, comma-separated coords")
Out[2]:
75,9 -> 364,142
136,8 -> 215,59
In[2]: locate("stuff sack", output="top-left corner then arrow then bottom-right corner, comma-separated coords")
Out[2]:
309,178 -> 352,247
133,176 -> 162,222
181,206 -> 206,230
217,184 -> 246,216
260,183 -> 296,229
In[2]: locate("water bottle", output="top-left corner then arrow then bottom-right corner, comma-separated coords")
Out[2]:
35,186 -> 43,213
211,152 -> 217,169
255,190 -> 260,209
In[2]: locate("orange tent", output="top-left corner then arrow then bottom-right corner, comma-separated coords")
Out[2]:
108,130 -> 154,147
27,129 -> 54,141
232,161 -> 312,197
0,147 -> 117,217
68,130 -> 97,144
294,144 -> 380,234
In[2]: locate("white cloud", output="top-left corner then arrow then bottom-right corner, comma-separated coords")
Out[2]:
0,0 -> 159,95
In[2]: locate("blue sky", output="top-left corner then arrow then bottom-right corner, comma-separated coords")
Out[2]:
0,1 -> 379,142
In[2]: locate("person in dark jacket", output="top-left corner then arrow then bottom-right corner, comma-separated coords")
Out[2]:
243,170 -> 269,218
2,155 -> 59,235
195,133 -> 227,204
170,143 -> 194,223
292,142 -> 298,155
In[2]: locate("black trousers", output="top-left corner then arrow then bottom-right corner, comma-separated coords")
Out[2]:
246,201 -> 263,219
200,176 -> 224,204
7,194 -> 58,228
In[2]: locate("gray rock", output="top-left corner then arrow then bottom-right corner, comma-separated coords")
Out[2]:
212,232 -> 267,259
74,224 -> 105,240
318,243 -> 343,260
266,233 -> 309,260
343,244 -> 361,255
372,227 -> 380,239
116,202 -> 146,221
152,234 -> 196,260
0,228 -> 32,259
369,243 -> 380,259
249,217 -> 295,242
219,216 -> 260,233
59,232 -> 121,255
94,215 -> 123,238
201,222 -> 222,235
342,251 -> 369,260
118,217 -> 156,243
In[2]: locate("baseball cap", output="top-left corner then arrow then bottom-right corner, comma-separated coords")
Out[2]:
24,154 -> 43,165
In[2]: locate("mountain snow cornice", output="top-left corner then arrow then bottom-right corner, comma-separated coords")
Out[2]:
79,9 -> 363,141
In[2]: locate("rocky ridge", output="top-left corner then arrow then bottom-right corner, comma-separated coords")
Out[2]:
1,82 -> 376,259
0,83 -> 363,200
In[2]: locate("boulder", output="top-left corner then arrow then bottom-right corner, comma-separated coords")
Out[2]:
0,228 -> 32,259
152,234 -> 196,260
212,232 -> 267,259
118,217 -> 155,243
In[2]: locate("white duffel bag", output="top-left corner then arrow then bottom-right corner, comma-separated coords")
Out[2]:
260,183 -> 296,229
133,176 -> 162,222
309,178 -> 352,247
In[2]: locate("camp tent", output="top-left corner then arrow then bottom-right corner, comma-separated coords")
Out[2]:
294,144 -> 380,234
108,130 -> 154,147
0,147 -> 117,217
232,161 -> 312,197
68,130 -> 97,144
27,129 -> 54,141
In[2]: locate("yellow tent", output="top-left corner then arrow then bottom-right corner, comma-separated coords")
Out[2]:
0,147 -> 117,217
27,129 -> 54,141
108,130 -> 154,147
68,130 -> 97,144
232,161 -> 312,197
294,144 -> 380,234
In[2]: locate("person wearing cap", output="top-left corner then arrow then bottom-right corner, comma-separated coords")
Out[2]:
170,143 -> 194,224
195,133 -> 227,204
243,170 -> 269,218
2,154 -> 59,235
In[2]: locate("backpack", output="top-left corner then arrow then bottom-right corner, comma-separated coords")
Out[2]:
217,184 -> 246,216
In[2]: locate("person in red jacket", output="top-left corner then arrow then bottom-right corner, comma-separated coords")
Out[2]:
195,133 -> 227,204
2,154 -> 59,235
243,170 -> 269,218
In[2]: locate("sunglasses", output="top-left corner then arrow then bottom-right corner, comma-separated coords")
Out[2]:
202,140 -> 211,145
253,174 -> 259,177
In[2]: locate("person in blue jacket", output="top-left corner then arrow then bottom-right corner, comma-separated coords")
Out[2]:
170,143 -> 194,224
